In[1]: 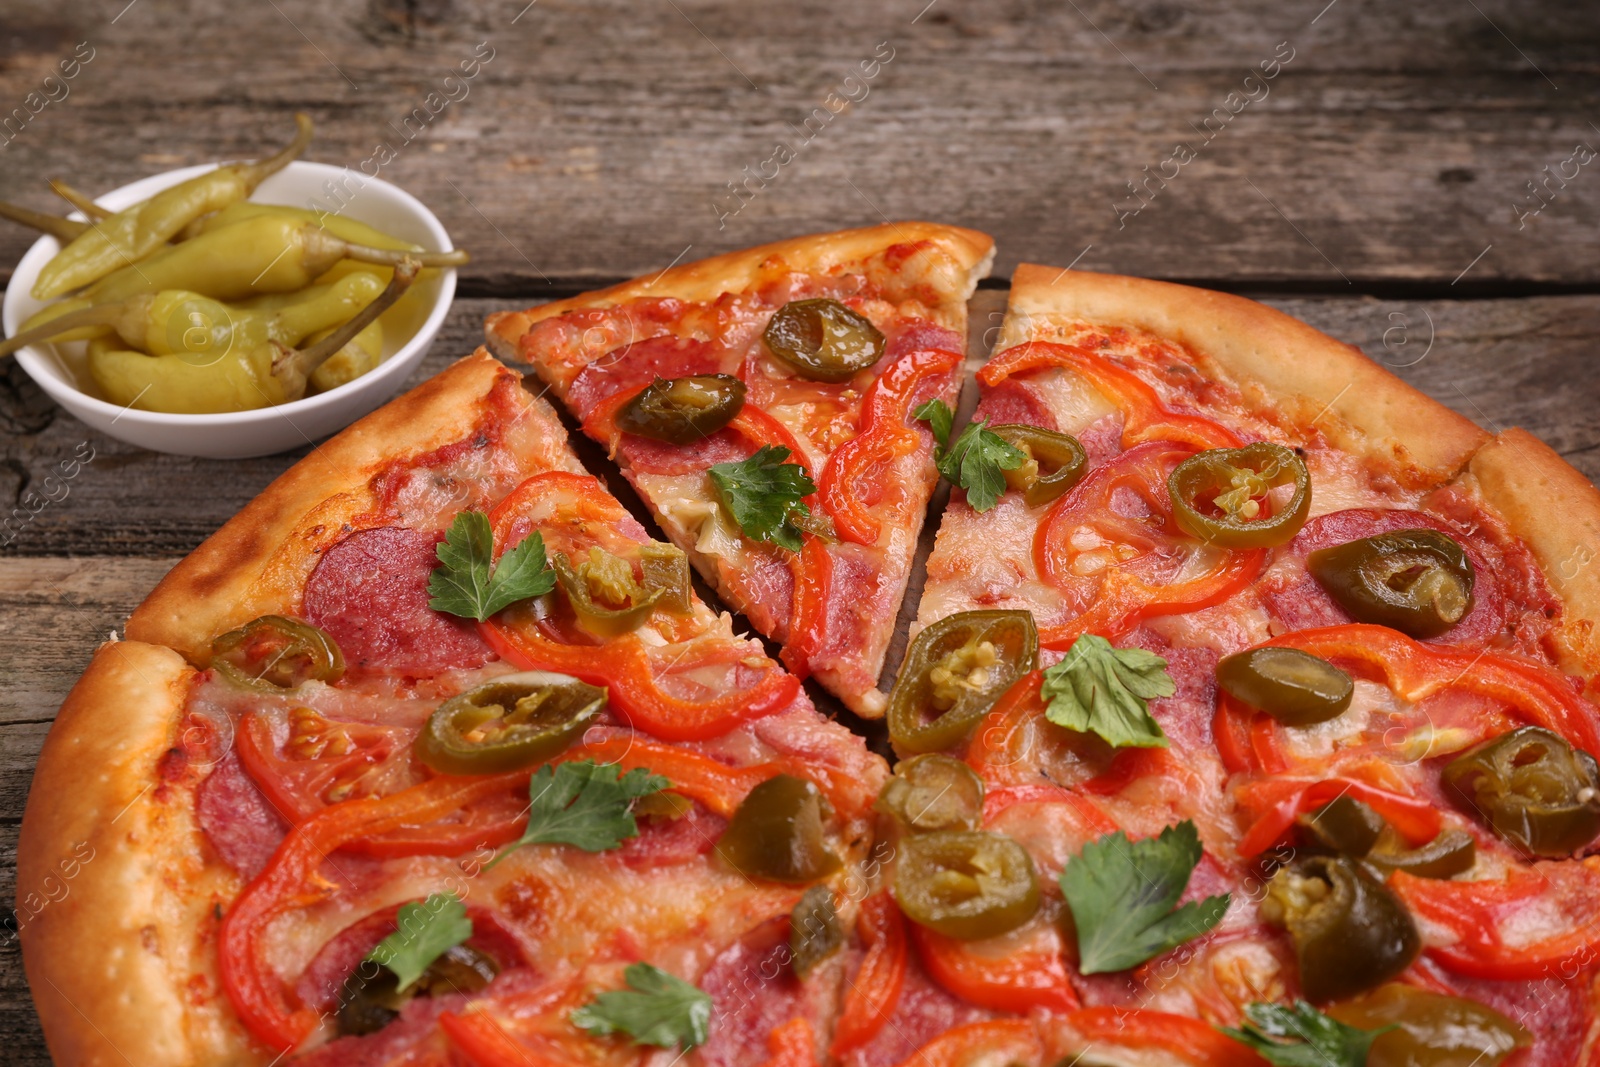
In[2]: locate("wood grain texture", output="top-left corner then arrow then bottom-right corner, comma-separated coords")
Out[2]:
0,0 -> 1596,295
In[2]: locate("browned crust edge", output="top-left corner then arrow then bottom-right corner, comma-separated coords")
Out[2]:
126,350 -> 537,664
18,640 -> 254,1067
1469,428 -> 1600,677
1001,264 -> 1488,484
483,221 -> 995,360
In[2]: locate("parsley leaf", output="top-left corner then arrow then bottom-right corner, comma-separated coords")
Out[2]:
428,510 -> 556,622
487,760 -> 669,868
914,399 -> 1025,513
1219,1001 -> 1395,1067
365,891 -> 472,991
708,444 -> 816,552
571,961 -> 713,1049
1041,634 -> 1174,749
1060,820 -> 1230,974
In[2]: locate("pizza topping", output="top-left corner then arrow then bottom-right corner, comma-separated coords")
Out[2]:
552,546 -> 668,637
1219,1000 -> 1394,1067
337,940 -> 497,1037
915,399 -> 1028,513
1059,820 -> 1229,975
1366,827 -> 1477,879
990,423 -> 1088,507
1040,633 -> 1174,749
709,444 -> 817,552
1259,854 -> 1420,1002
1307,529 -> 1475,639
414,671 -> 606,775
304,526 -> 494,673
571,961 -> 714,1049
789,885 -> 843,979
888,610 -> 1038,755
893,829 -> 1041,940
1297,794 -> 1387,855
1217,646 -> 1353,726
428,509 -> 557,623
1167,442 -> 1311,548
616,374 -> 747,444
1324,984 -> 1530,1067
715,773 -> 842,884
211,615 -> 345,691
488,759 -> 669,866
876,754 -> 985,834
565,333 -> 723,420
1441,725 -> 1600,858
364,892 -> 474,992
762,298 -> 885,382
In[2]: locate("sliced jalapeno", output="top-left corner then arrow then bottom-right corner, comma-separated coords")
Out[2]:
1217,646 -> 1353,726
211,615 -> 345,691
762,298 -> 885,382
789,884 -> 843,978
638,541 -> 692,614
337,945 -> 499,1036
876,754 -> 986,834
1260,855 -> 1420,1003
889,610 -> 1039,756
990,424 -> 1088,507
1297,795 -> 1387,855
894,829 -> 1040,940
553,546 -> 678,638
716,774 -> 842,884
1168,442 -> 1311,548
1326,983 -> 1530,1067
1367,827 -> 1477,880
414,671 -> 605,776
1308,528 -> 1475,639
1442,725 -> 1600,858
616,374 -> 746,445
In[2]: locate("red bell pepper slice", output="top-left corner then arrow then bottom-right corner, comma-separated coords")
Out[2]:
910,922 -> 1081,1014
830,892 -> 908,1056
220,773 -> 525,1051
964,671 -> 1046,785
1033,441 -> 1265,649
480,472 -> 800,740
1389,864 -> 1600,980
978,341 -> 1242,451
1234,776 -> 1443,857
890,1019 -> 1042,1067
819,346 -> 962,545
1258,625 -> 1600,757
1062,1007 -> 1268,1066
757,1018 -> 816,1067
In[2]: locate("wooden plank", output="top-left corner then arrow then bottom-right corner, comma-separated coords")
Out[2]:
0,1 -> 1596,291
3,292 -> 1596,560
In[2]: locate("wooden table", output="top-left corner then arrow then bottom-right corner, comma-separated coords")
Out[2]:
2,1 -> 1597,1060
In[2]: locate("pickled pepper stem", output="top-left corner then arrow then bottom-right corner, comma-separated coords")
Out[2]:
340,240 -> 470,269
48,179 -> 111,220
0,201 -> 88,242
0,304 -> 127,358
292,257 -> 419,376
241,112 -> 315,185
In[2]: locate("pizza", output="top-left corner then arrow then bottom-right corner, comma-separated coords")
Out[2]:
16,237 -> 1600,1067
484,222 -> 993,716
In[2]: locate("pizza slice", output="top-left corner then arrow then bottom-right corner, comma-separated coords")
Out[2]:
485,223 -> 994,716
855,266 -> 1600,1065
20,351 -> 888,1066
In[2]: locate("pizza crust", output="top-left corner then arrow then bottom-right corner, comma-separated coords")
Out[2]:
126,350 -> 578,664
1468,428 -> 1600,676
18,640 -> 256,1067
1000,265 -> 1488,485
483,220 -> 994,359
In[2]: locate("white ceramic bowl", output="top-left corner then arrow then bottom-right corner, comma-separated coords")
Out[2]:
2,161 -> 458,458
